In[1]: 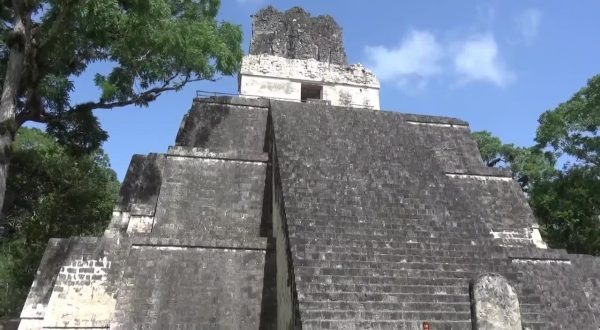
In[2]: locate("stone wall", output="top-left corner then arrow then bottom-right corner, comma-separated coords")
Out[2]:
19,237 -> 128,329
18,97 -> 278,329
151,156 -> 267,239
272,136 -> 299,330
240,54 -> 380,109
241,55 -> 378,87
17,96 -> 600,329
18,239 -> 70,329
112,245 -> 270,329
270,99 -> 599,329
250,6 -> 347,65
112,97 -> 277,329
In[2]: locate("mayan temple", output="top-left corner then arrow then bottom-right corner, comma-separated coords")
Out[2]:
16,6 -> 599,330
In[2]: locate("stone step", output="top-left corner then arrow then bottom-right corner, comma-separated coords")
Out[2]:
300,309 -> 472,322
298,299 -> 548,326
296,274 -> 470,287
301,319 -> 472,330
295,251 -> 510,265
300,300 -> 472,313
299,290 -> 542,307
520,312 -> 549,324
289,236 -> 504,251
294,267 -> 524,286
292,218 -> 492,233
521,321 -> 549,330
294,258 -> 513,273
300,291 -> 470,304
293,241 -> 508,258
289,226 -> 490,240
296,283 -> 470,296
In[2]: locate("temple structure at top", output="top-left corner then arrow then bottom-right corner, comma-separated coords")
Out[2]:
239,6 -> 380,110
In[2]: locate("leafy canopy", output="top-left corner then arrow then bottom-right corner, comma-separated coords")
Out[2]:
1,0 -> 242,151
472,131 -> 555,191
3,127 -> 120,245
0,127 -> 120,317
536,74 -> 600,166
472,74 -> 600,255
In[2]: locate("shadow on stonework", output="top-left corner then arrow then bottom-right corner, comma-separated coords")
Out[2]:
175,102 -> 231,147
118,154 -> 162,209
259,242 -> 277,329
259,116 -> 277,329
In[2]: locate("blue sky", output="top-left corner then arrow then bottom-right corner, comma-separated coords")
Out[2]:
64,1 -> 600,180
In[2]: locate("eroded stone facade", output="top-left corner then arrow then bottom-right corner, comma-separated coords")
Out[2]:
250,6 -> 347,65
240,7 -> 380,110
240,54 -> 380,109
16,7 -> 600,330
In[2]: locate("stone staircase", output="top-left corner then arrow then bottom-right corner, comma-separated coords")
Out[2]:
266,100 -> 584,329
289,229 -> 549,329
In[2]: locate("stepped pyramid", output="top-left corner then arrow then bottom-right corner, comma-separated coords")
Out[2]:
17,6 -> 599,330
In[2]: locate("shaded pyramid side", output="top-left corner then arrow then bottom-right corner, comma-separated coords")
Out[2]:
18,97 -> 277,330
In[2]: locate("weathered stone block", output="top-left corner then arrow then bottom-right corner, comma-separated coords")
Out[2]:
250,6 -> 347,65
470,274 -> 522,330
111,246 -> 273,329
117,153 -> 165,216
175,101 -> 268,152
19,239 -> 70,323
152,156 -> 267,239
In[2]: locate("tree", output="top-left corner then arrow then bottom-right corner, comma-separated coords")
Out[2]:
0,127 -> 119,317
472,131 -> 555,192
529,166 -> 599,255
0,0 -> 243,210
535,74 -> 600,166
531,74 -> 600,255
472,74 -> 600,255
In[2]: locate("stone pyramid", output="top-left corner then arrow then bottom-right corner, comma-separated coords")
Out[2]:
17,6 -> 599,330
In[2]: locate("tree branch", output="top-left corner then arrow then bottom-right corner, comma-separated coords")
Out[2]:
70,76 -> 210,114
486,157 -> 503,167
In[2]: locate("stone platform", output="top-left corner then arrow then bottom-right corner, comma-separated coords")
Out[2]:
18,97 -> 600,329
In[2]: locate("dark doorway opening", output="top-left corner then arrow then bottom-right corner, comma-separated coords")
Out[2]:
301,84 -> 322,102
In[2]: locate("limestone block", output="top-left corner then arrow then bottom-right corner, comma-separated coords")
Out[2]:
470,274 -> 522,330
241,55 -> 379,88
112,246 -> 273,329
19,239 -> 70,327
152,156 -> 266,239
250,6 -> 347,65
117,154 -> 165,216
175,101 -> 268,151
43,255 -> 115,327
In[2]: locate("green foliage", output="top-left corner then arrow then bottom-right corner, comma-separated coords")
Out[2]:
0,128 -> 119,317
0,0 -> 242,316
530,166 -> 600,255
473,75 -> 600,256
472,131 -> 556,191
472,131 -> 504,166
0,239 -> 41,317
46,110 -> 108,156
536,74 -> 600,166
531,74 -> 600,255
2,0 -> 243,148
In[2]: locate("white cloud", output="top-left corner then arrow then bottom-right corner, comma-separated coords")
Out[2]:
365,30 -> 443,90
453,34 -> 515,87
514,8 -> 542,44
365,30 -> 516,90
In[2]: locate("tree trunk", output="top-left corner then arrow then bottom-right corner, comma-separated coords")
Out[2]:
0,132 -> 13,213
0,0 -> 27,213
